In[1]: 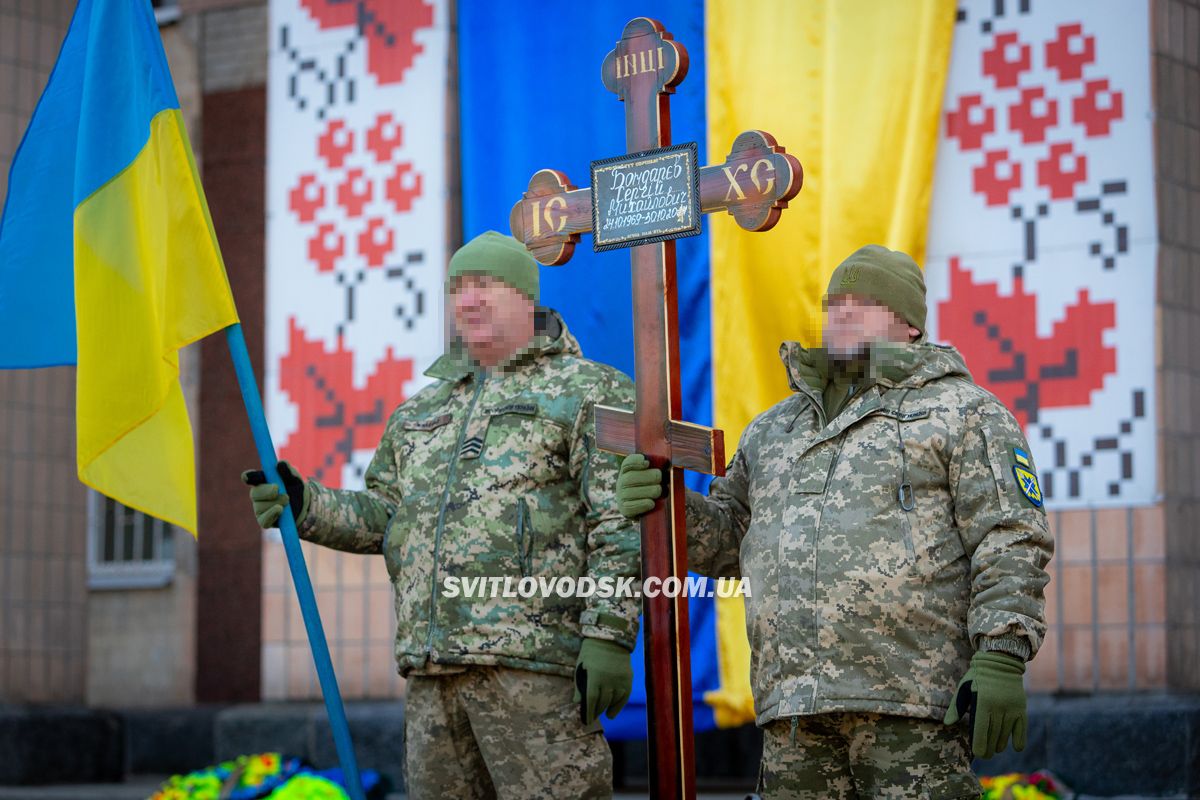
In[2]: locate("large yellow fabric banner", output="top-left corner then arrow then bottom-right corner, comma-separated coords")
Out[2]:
703,0 -> 956,727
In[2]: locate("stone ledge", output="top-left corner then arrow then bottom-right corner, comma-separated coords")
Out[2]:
0,706 -> 123,785
214,702 -> 406,791
1,693 -> 1197,796
979,692 -> 1200,797
124,707 -> 221,777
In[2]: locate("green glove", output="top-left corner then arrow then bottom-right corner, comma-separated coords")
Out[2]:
943,650 -> 1028,759
616,453 -> 663,519
240,461 -> 308,529
573,638 -> 633,725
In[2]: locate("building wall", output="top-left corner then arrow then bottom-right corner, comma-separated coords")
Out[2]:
193,0 -> 270,703
1027,508 -> 1168,691
0,0 -> 88,706
195,2 -> 267,92
80,19 -> 205,709
1028,0 -> 1200,697
0,1 -> 207,708
195,82 -> 267,704
262,539 -> 403,701
1,0 -> 1195,708
1154,0 -> 1200,691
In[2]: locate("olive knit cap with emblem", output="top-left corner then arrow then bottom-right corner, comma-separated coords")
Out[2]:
826,244 -> 927,333
447,230 -> 540,301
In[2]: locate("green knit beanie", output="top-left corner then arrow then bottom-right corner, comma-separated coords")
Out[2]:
826,244 -> 927,333
448,230 -> 539,301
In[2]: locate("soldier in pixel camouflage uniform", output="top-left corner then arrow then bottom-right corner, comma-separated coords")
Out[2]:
617,245 -> 1054,799
243,231 -> 640,799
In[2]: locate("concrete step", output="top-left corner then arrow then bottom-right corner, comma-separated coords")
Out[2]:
0,783 -> 762,800
0,784 -> 1180,800
3,693 -> 1199,796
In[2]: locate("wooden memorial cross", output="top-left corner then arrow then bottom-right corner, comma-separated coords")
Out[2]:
508,17 -> 802,800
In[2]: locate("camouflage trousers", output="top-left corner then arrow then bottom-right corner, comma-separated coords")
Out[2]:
759,713 -> 982,800
404,666 -> 612,799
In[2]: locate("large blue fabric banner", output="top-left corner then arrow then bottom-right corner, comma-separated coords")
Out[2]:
458,0 -> 717,739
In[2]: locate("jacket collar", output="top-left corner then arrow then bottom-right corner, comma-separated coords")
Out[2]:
424,307 -> 580,383
778,338 -> 973,395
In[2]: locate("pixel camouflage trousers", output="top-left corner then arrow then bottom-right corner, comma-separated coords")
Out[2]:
404,666 -> 612,799
760,712 -> 982,800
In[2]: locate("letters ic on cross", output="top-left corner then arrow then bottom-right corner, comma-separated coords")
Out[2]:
508,17 -> 802,800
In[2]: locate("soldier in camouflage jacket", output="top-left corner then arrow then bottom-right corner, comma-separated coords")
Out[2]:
245,231 -> 638,799
298,305 -> 637,678
618,245 -> 1053,799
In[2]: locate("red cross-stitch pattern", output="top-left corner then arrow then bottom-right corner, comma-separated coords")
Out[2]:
299,0 -> 434,86
318,120 -> 354,169
946,22 -> 1124,208
336,168 -> 373,217
289,175 -> 324,223
1073,79 -> 1124,137
1036,142 -> 1088,200
366,113 -> 405,162
973,150 -> 1023,206
946,94 -> 996,150
357,218 -> 394,267
1045,23 -> 1096,82
982,32 -> 1032,89
1009,87 -> 1058,144
307,223 -> 344,273
938,258 -> 1117,426
287,115 -> 423,275
279,317 -> 414,488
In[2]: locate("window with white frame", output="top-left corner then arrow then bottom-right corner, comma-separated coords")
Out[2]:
87,491 -> 176,589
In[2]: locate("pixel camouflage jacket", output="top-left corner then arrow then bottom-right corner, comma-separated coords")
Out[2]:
298,309 -> 640,678
685,340 -> 1053,725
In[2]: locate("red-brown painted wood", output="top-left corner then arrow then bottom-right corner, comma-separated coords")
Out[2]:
507,17 -> 804,800
509,133 -> 802,261
600,18 -> 695,800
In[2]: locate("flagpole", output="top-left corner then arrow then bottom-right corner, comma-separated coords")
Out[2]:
223,322 -> 366,800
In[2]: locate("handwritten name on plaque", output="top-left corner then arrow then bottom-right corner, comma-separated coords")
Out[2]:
590,142 -> 701,252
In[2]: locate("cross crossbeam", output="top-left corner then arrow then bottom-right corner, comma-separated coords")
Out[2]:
510,130 -> 802,266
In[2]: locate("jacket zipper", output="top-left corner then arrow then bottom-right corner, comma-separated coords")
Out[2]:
810,434 -> 850,646
426,372 -> 487,657
517,497 -> 532,577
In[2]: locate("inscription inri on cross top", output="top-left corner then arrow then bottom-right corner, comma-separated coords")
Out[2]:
508,17 -> 802,800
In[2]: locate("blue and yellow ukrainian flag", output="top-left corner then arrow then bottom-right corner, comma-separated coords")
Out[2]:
459,0 -> 954,734
0,0 -> 238,534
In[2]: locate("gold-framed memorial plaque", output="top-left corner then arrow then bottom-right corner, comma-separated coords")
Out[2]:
590,141 -> 701,252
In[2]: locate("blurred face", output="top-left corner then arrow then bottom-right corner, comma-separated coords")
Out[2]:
823,294 -> 920,358
450,274 -> 535,366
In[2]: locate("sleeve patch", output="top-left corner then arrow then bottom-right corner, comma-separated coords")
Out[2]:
1013,446 -> 1032,467
1013,464 -> 1044,508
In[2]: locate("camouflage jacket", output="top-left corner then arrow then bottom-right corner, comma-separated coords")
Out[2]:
298,309 -> 639,678
686,341 -> 1053,725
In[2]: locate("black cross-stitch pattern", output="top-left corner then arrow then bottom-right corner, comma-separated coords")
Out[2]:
1036,388 -> 1145,500
386,250 -> 426,331
280,24 -> 358,120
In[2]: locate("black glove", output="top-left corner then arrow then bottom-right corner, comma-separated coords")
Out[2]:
241,460 -> 307,528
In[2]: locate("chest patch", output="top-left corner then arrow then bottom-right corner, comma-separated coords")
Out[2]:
487,402 -> 538,417
402,413 -> 452,432
875,407 -> 931,422
459,435 -> 485,459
